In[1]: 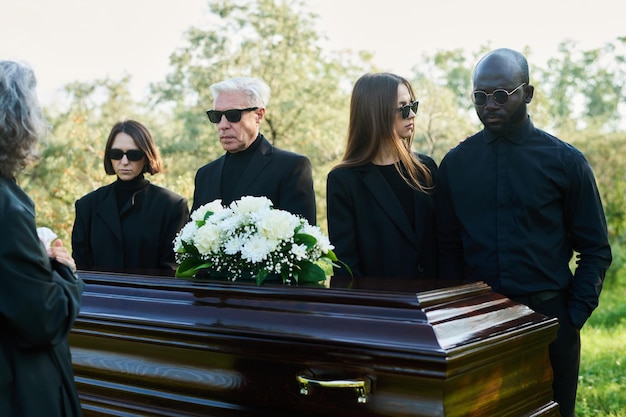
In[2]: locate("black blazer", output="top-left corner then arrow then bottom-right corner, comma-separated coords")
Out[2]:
191,134 -> 316,225
72,181 -> 189,271
326,155 -> 438,280
1,177 -> 84,417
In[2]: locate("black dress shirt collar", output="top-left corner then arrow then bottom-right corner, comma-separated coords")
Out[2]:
483,116 -> 533,145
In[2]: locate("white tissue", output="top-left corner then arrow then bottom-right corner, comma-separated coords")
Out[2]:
37,227 -> 57,248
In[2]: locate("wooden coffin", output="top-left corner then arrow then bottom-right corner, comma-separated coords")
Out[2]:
69,272 -> 560,416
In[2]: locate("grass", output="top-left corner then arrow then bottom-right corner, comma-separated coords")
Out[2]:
577,271 -> 626,416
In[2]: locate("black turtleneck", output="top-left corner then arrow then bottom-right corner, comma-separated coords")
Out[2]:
113,174 -> 149,212
220,135 -> 261,205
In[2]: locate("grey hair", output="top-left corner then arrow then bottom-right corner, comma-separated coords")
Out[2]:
0,60 -> 47,178
210,77 -> 271,108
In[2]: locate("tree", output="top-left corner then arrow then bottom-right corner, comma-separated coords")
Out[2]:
537,40 -> 626,133
150,0 -> 374,224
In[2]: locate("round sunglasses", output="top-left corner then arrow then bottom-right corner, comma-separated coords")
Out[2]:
206,107 -> 258,123
471,83 -> 526,106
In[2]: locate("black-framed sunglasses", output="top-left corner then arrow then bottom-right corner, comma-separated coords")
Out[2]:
397,100 -> 419,119
108,148 -> 145,161
206,107 -> 259,123
471,82 -> 526,106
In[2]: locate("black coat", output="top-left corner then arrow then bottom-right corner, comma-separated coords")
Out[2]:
326,156 -> 438,280
72,181 -> 189,271
1,177 -> 84,417
191,135 -> 317,225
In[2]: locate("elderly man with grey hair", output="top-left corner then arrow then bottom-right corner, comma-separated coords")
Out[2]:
192,77 -> 316,225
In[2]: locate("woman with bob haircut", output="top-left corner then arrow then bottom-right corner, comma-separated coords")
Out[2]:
0,60 -> 84,416
72,120 -> 189,272
327,72 -> 438,280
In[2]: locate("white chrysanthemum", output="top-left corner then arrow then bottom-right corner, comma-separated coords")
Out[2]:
223,235 -> 245,255
216,211 -> 246,234
240,235 -> 276,263
194,223 -> 222,255
258,210 -> 300,241
301,224 -> 334,252
173,221 -> 199,251
290,243 -> 308,260
231,195 -> 273,215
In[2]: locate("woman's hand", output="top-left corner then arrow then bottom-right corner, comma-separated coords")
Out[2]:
47,239 -> 76,272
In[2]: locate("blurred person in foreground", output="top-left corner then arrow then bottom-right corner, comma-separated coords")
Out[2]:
72,120 -> 189,272
192,76 -> 316,225
436,48 -> 612,417
0,60 -> 84,416
327,72 -> 437,280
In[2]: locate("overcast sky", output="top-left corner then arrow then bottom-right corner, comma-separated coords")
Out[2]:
1,0 -> 622,105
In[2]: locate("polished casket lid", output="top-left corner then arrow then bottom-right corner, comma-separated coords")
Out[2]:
70,271 -> 559,416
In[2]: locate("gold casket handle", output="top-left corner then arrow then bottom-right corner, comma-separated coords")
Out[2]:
296,372 -> 371,404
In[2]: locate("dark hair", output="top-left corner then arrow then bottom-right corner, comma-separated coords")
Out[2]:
334,72 -> 433,191
103,120 -> 163,175
0,60 -> 47,178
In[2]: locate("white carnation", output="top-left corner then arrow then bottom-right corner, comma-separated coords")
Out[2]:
194,223 -> 222,254
231,195 -> 272,215
258,210 -> 300,241
191,199 -> 224,222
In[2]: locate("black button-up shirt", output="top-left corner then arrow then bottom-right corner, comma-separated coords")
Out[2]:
437,117 -> 612,328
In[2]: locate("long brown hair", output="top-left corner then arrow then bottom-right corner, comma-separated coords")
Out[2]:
334,73 -> 433,191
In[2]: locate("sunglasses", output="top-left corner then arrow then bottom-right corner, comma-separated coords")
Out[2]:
471,82 -> 526,106
397,100 -> 419,119
206,107 -> 259,123
108,148 -> 145,161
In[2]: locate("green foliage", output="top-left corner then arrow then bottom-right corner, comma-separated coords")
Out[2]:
570,132 -> 626,280
151,0 -> 367,172
411,76 -> 479,163
577,272 -> 626,416
537,40 -> 626,132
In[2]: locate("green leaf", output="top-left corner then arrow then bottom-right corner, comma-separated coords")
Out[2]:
325,249 -> 339,262
181,240 -> 201,257
255,269 -> 269,286
297,260 -> 326,284
203,210 -> 214,222
175,257 -> 213,278
294,232 -> 316,249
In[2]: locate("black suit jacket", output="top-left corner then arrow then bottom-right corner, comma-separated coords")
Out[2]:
326,155 -> 438,279
72,181 -> 189,271
191,134 -> 316,225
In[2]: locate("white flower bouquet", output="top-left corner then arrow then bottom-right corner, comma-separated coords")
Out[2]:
173,196 -> 343,285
